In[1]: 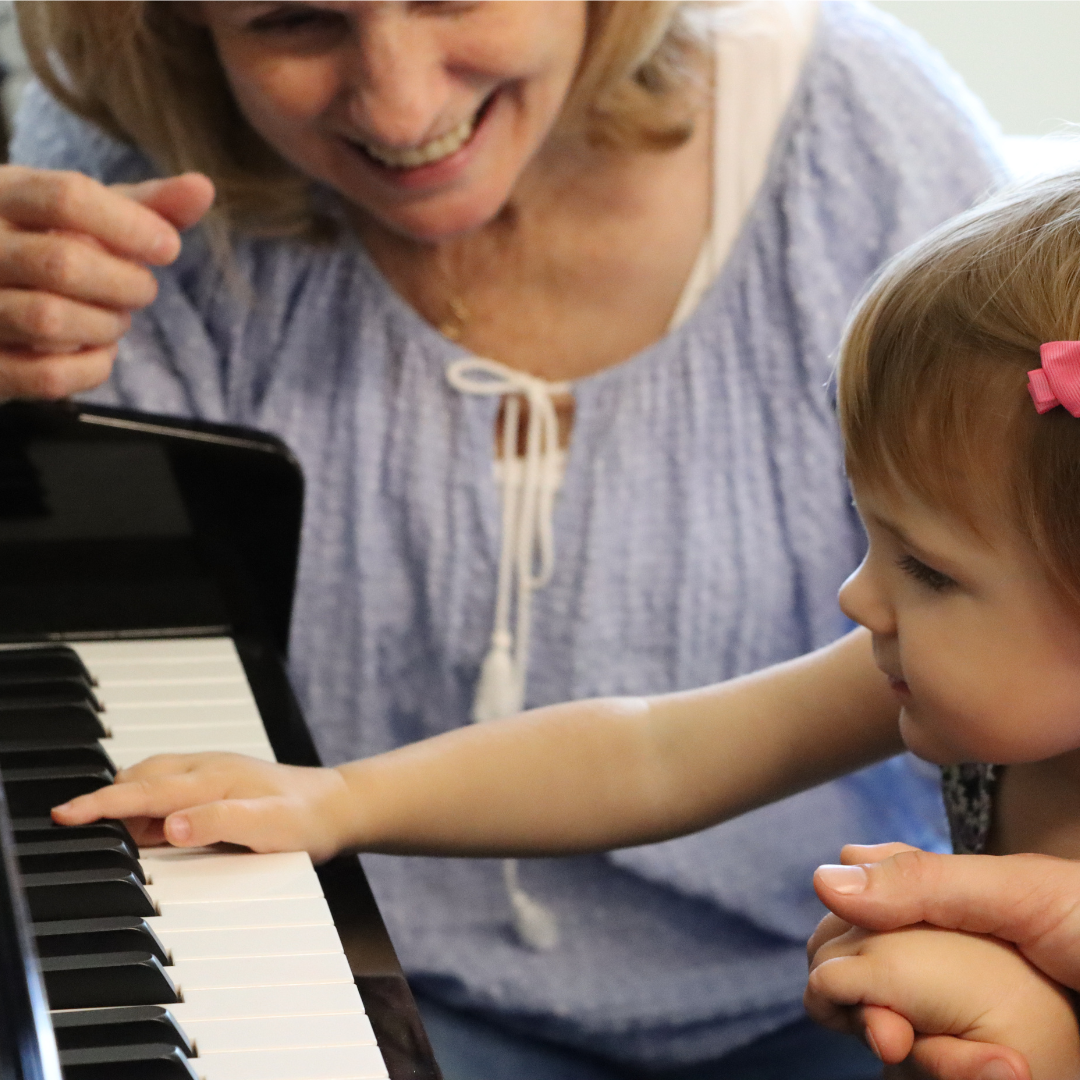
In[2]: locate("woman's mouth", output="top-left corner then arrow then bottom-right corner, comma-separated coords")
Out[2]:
354,94 -> 496,171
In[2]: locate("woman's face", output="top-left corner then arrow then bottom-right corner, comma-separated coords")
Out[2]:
199,2 -> 589,241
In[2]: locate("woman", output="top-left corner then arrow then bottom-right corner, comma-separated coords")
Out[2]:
3,2 -> 999,1077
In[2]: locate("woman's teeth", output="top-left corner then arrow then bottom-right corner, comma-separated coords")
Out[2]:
361,114 -> 476,169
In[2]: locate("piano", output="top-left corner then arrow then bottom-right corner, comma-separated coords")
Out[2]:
0,400 -> 441,1080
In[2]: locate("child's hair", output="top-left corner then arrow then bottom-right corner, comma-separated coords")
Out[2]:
837,170 -> 1080,608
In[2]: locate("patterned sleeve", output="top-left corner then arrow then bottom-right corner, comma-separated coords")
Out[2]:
940,763 -> 998,854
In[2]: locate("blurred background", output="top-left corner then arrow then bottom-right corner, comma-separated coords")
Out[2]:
0,2 -> 1077,177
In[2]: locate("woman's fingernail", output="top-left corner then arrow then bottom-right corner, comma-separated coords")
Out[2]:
52,801 -> 72,813
166,815 -> 191,843
864,1028 -> 883,1061
816,864 -> 869,894
978,1063 -> 1017,1080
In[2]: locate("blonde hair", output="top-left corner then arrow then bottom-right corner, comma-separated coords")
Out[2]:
15,1 -> 710,239
837,170 -> 1080,607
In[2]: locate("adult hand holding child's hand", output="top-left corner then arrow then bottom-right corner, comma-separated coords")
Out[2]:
809,842 -> 1080,1080
52,752 -> 353,865
0,166 -> 213,399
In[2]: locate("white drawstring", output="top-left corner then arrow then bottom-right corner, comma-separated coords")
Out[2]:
446,356 -> 567,951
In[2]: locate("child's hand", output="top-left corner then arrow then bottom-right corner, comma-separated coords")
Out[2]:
51,752 -> 353,863
806,920 -> 1080,1079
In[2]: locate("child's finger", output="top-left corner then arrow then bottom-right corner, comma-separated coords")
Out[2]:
861,1004 -> 915,1064
164,796 -> 331,860
807,954 -> 876,1008
52,771 -> 229,825
907,1034 -> 1030,1080
807,912 -> 855,961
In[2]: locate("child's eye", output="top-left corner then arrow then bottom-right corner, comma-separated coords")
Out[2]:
897,554 -> 955,592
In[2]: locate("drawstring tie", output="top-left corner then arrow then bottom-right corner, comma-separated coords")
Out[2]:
446,356 -> 567,951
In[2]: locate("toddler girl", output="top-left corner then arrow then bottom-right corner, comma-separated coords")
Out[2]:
57,172 -> 1080,1076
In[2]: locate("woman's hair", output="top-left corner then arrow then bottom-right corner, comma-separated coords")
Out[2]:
15,1 -> 710,239
837,169 -> 1080,607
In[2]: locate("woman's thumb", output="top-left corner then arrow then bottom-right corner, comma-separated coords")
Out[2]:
114,173 -> 215,233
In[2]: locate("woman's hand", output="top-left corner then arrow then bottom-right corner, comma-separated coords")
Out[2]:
0,166 -> 214,399
808,842 -> 1080,1080
52,752 -> 354,864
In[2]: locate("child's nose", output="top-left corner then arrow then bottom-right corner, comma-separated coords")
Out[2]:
838,558 -> 896,637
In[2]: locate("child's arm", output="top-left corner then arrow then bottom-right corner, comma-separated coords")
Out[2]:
54,627 -> 903,858
805,921 -> 1080,1080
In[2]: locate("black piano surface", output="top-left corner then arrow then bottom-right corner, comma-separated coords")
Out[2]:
0,400 -> 440,1080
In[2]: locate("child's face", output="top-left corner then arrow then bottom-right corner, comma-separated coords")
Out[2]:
840,479 -> 1080,765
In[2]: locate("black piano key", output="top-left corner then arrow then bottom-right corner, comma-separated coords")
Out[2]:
35,916 -> 168,964
11,817 -> 137,850
18,837 -> 145,882
58,1043 -> 198,1080
41,951 -> 179,1010
0,742 -> 117,775
0,669 -> 94,694
52,1007 -> 193,1057
0,704 -> 107,741
0,646 -> 94,684
0,679 -> 102,712
22,868 -> 156,920
2,765 -> 113,817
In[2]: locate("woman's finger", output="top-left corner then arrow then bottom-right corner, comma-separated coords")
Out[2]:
814,849 -> 1080,991
114,173 -> 216,234
906,1034 -> 1031,1080
841,842 -> 920,865
0,288 -> 132,351
0,345 -> 118,400
0,166 -> 183,264
0,228 -> 160,309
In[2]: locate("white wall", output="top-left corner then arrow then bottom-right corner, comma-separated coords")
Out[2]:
873,1 -> 1080,136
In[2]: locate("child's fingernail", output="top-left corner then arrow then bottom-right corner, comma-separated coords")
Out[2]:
166,815 -> 191,843
977,1063 -> 1017,1080
816,864 -> 869,894
864,1028 -> 883,1061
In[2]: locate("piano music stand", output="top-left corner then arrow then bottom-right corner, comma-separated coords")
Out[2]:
0,400 -> 441,1080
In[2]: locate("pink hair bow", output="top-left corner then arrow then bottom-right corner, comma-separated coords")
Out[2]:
1028,341 -> 1080,416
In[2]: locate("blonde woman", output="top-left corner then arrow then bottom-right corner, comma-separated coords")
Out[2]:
4,3 -> 998,1077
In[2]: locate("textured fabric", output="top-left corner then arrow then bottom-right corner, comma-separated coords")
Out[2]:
941,764 -> 999,855
11,2 -> 1002,1067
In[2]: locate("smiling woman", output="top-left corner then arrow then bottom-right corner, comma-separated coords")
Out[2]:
0,1 -> 1003,1078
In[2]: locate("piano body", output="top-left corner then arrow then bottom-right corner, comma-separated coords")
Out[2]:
0,400 -> 441,1080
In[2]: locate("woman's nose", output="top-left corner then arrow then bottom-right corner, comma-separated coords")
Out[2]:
838,557 -> 896,637
339,11 -> 456,148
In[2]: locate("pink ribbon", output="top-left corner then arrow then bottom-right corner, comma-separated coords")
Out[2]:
1028,341 -> 1080,416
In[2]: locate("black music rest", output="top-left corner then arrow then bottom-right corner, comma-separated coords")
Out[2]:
0,400 -> 441,1080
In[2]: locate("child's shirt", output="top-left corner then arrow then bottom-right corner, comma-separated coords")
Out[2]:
942,764 -> 999,854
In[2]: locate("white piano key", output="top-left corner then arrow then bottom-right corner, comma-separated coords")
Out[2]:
184,1014 -> 376,1053
73,638 -> 237,664
196,1045 -> 388,1080
159,924 -> 345,960
143,851 -> 323,903
102,702 -> 263,727
171,982 -> 365,1022
152,897 -> 335,931
173,951 -> 354,989
106,744 -> 277,769
94,658 -> 247,684
100,680 -> 253,706
104,724 -> 269,746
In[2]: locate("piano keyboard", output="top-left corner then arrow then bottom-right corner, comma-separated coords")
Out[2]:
0,636 -> 390,1080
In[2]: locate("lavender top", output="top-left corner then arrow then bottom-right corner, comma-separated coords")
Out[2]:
12,3 -> 1000,1065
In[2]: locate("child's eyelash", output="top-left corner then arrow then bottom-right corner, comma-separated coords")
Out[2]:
897,554 -> 954,592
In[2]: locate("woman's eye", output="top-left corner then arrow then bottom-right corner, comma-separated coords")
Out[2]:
897,554 -> 955,592
247,6 -> 343,34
